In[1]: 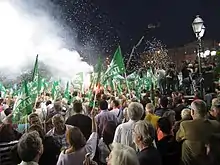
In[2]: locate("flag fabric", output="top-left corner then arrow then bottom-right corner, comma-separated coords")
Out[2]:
104,46 -> 125,79
73,72 -> 84,91
32,55 -> 39,82
64,81 -> 70,101
12,81 -> 33,124
29,55 -> 41,99
0,83 -> 6,97
51,81 -> 61,100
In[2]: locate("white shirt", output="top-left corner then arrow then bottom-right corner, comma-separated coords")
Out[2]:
110,108 -> 120,117
113,119 -> 136,150
156,69 -> 165,80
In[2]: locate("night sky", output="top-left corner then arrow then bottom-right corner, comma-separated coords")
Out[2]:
50,0 -> 220,62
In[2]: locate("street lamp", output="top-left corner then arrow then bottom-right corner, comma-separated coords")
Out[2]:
192,15 -> 205,73
192,15 -> 206,97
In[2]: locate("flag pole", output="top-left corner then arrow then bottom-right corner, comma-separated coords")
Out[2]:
125,36 -> 144,99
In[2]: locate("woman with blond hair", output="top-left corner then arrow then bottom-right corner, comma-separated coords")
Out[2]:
145,103 -> 160,128
106,143 -> 139,165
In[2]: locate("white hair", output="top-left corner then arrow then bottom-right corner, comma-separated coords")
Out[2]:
110,143 -> 139,165
181,108 -> 191,119
191,100 -> 207,117
145,103 -> 155,113
134,120 -> 154,146
127,102 -> 144,121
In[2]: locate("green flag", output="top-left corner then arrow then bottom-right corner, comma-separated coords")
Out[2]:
32,55 -> 39,82
12,81 -> 33,124
105,46 -> 125,78
52,81 -> 61,100
64,81 -> 70,101
0,82 -> 6,97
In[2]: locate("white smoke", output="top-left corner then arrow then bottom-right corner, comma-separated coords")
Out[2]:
0,0 -> 93,81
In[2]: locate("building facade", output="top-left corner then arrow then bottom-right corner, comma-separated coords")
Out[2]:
168,40 -> 218,69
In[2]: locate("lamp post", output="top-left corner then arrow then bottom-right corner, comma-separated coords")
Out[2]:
192,15 -> 206,97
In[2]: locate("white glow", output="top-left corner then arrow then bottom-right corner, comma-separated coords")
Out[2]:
198,52 -> 204,58
0,1 -> 93,80
211,51 -> 217,56
204,50 -> 210,57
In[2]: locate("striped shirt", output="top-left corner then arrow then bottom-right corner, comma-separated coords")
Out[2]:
0,141 -> 18,165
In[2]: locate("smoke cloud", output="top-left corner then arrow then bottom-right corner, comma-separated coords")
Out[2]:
0,0 -> 93,81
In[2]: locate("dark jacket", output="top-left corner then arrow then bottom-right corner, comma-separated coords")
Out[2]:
137,146 -> 162,165
155,108 -> 170,117
157,135 -> 181,165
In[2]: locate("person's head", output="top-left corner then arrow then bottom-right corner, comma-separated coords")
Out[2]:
145,103 -> 155,114
112,100 -> 120,109
174,97 -> 182,106
36,101 -> 41,109
123,107 -> 129,120
0,123 -> 17,142
211,104 -> 220,119
133,120 -> 154,149
46,100 -> 52,106
159,96 -> 168,108
72,91 -> 78,97
181,108 -> 192,120
28,124 -> 45,140
4,107 -> 12,116
28,113 -> 42,127
102,94 -> 108,100
212,98 -> 219,106
162,110 -> 176,125
73,101 -> 83,113
191,100 -> 207,119
17,131 -> 43,163
54,101 -> 61,111
157,117 -> 172,135
102,121 -> 117,145
99,99 -> 108,110
107,143 -> 139,165
52,114 -> 65,133
66,126 -> 86,151
127,102 -> 144,121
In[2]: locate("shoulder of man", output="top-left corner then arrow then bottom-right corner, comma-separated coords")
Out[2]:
179,120 -> 193,128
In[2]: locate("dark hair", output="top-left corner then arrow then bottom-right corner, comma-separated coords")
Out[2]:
157,117 -> 172,135
4,107 -> 12,116
102,94 -> 108,100
28,113 -> 39,121
160,97 -> 168,108
66,127 -> 86,151
72,91 -> 78,97
99,100 -> 108,110
36,102 -> 41,109
46,100 -> 52,106
73,101 -> 83,113
0,124 -> 16,142
113,100 -> 120,107
174,97 -> 182,105
17,131 -> 42,162
28,124 -> 45,140
131,98 -> 139,102
102,121 -> 117,145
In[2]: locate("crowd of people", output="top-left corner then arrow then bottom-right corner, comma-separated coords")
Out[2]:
0,86 -> 220,165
